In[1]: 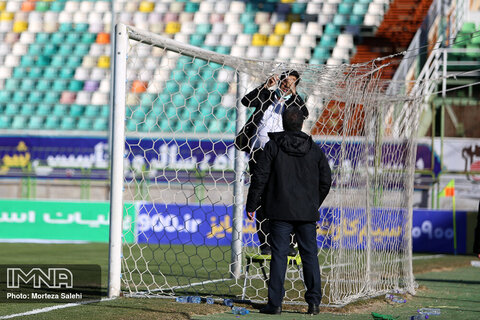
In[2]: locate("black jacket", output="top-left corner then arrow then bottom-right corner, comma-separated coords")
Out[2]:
240,85 -> 308,152
246,131 -> 332,221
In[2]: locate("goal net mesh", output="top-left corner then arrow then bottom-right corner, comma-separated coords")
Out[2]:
117,25 -> 421,306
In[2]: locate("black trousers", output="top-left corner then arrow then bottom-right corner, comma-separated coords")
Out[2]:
268,220 -> 322,307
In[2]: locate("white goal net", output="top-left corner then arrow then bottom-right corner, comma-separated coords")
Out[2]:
109,24 -> 422,306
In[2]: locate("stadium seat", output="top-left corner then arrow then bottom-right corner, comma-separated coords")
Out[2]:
11,115 -> 27,129
44,116 -> 60,130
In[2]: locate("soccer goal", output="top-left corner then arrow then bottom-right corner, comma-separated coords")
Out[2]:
108,23 -> 423,306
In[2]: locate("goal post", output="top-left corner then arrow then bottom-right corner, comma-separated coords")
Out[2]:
108,23 -> 421,306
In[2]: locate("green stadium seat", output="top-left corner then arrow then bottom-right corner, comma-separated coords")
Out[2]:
67,56 -> 82,68
196,23 -> 212,34
53,80 -> 67,91
291,3 -> 307,14
60,116 -> 76,130
313,47 -> 330,60
193,119 -> 207,133
66,33 -> 81,44
43,67 -> 59,79
215,46 -> 231,54
85,104 -> 99,117
57,44 -> 73,56
13,91 -> 28,103
461,22 -> 476,34
29,67 -> 43,79
43,43 -> 57,56
208,120 -> 222,133
214,106 -> 228,119
21,55 -> 36,67
126,119 -> 137,132
164,80 -> 180,94
244,23 -> 258,34
70,104 -> 84,117
5,103 -> 19,115
28,91 -> 43,104
180,83 -> 195,97
184,2 -> 199,13
131,106 -> 148,120
35,1 -> 50,12
11,116 -> 27,129
53,104 -> 68,116
50,1 -> 65,12
81,33 -> 96,44
36,56 -> 51,67
224,120 -> 236,133
51,56 -> 66,67
333,14 -> 349,26
77,117 -> 93,130
352,3 -> 368,15
59,68 -> 75,79
20,103 -> 35,116
320,34 -> 337,48
44,116 -> 60,130
13,67 -> 28,79
0,116 -> 10,129
171,69 -> 186,82
5,79 -> 19,91
74,23 -> 89,33
240,13 -> 256,24
68,80 -> 84,92
51,33 -> 66,45
349,15 -> 364,25
59,23 -> 73,33
36,33 -> 50,44
100,105 -> 109,117
36,104 -> 51,116
36,79 -> 51,91
28,116 -> 44,129
28,43 -> 42,55
0,92 -> 11,103
190,34 -> 205,46
74,44 -> 90,56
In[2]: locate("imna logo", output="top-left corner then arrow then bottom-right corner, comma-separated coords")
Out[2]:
7,267 -> 73,289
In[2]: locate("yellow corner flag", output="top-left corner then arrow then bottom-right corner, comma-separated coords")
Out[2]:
439,179 -> 455,197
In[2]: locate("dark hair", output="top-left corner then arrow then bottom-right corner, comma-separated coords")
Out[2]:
282,106 -> 304,132
279,70 -> 301,86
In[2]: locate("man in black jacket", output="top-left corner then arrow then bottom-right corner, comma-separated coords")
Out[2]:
246,106 -> 332,315
241,70 -> 309,255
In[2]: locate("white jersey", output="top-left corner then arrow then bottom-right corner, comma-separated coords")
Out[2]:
252,98 -> 286,149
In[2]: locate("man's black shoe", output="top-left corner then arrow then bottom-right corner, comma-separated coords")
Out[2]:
307,304 -> 320,315
259,304 -> 282,315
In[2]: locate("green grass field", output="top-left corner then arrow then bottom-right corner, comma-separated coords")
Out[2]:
0,243 -> 479,319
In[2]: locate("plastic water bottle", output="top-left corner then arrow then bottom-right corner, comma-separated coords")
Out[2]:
206,297 -> 214,304
187,296 -> 201,304
385,294 -> 406,303
410,315 -> 429,320
232,306 -> 250,315
418,308 -> 441,315
176,296 -> 188,303
223,298 -> 234,307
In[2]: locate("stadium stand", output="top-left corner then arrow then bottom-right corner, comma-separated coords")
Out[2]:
0,0 -> 477,135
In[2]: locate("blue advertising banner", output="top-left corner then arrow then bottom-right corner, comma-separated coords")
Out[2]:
412,209 -> 467,254
136,203 -> 408,250
0,136 -> 440,183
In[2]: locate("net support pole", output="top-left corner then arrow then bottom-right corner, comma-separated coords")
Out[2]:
108,23 -> 127,298
230,72 -> 247,278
